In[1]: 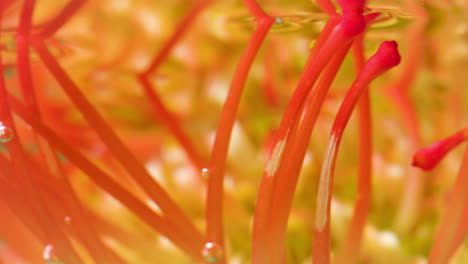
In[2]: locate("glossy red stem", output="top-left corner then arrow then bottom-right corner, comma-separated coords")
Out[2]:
313,41 -> 400,264
206,1 -> 274,262
335,32 -> 372,264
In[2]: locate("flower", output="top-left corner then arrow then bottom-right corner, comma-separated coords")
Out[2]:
0,0 -> 467,263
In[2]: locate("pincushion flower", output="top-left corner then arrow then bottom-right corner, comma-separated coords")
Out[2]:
0,0 -> 467,264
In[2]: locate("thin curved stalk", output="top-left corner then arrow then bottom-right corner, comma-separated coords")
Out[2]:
334,32 -> 372,264
205,1 -> 274,262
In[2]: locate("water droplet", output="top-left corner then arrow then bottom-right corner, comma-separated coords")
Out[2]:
201,168 -> 210,179
202,242 -> 223,263
0,123 -> 13,143
43,244 -> 62,264
269,13 -> 322,33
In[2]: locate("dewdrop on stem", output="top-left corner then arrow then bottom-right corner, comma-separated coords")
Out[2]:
201,168 -> 210,179
202,242 -> 223,263
43,244 -> 63,264
0,121 -> 14,143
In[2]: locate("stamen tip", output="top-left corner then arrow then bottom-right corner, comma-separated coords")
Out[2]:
411,151 -> 436,171
377,41 -> 401,68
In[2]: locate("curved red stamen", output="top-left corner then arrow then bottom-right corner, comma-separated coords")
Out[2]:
332,41 -> 400,136
313,40 -> 400,264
